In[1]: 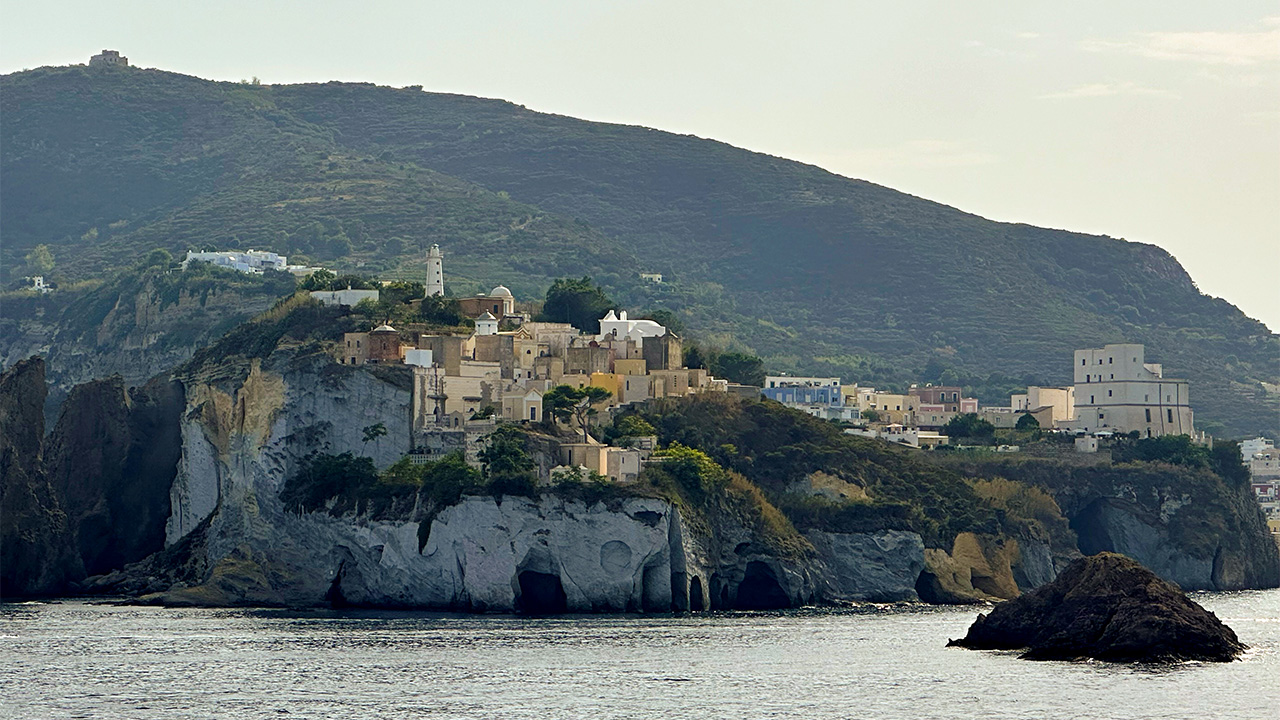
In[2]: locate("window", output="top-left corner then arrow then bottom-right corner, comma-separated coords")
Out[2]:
1108,390 -> 1112,397
1109,374 -> 1113,379
1082,359 -> 1087,366
1167,409 -> 1174,423
1108,357 -> 1113,364
1145,409 -> 1151,422
1090,395 -> 1095,404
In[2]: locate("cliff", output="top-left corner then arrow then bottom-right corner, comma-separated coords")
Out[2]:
104,346 -> 819,610
0,264 -> 292,424
937,455 -> 1280,591
8,335 -> 1273,609
45,374 -> 184,576
0,358 -> 83,596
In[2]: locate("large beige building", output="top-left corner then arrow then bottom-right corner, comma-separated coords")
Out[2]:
1072,343 -> 1193,437
1011,386 -> 1076,427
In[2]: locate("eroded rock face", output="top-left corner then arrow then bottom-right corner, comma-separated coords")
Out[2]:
152,349 -> 743,611
807,530 -> 925,602
949,552 -> 1246,662
914,533 -> 1056,604
0,357 -> 83,596
45,374 -> 183,576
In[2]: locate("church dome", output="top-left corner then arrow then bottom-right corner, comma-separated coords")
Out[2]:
489,285 -> 513,298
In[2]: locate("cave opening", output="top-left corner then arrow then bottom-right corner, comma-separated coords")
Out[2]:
1070,498 -> 1116,556
914,569 -> 945,604
734,561 -> 790,610
689,576 -> 705,612
517,570 -> 568,614
642,564 -> 666,612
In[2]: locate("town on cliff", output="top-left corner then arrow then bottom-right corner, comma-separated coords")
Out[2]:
173,244 -> 1280,536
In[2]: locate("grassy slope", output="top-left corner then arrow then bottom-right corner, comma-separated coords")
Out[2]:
2,66 -> 1275,436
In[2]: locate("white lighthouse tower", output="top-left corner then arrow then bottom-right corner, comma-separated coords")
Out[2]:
425,244 -> 444,297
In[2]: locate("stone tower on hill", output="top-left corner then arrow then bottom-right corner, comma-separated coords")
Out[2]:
425,244 -> 444,297
89,50 -> 129,67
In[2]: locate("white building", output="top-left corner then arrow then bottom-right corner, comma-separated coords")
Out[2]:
475,311 -> 499,336
311,288 -> 380,307
1072,343 -> 1193,437
425,244 -> 444,297
182,249 -> 315,275
598,310 -> 666,343
1241,437 -> 1276,460
764,376 -> 841,390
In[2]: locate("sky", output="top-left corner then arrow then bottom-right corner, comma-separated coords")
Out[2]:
3,1 -> 1277,330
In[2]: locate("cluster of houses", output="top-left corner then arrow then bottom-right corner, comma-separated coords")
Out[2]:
312,245 -> 742,483
1243,437 -> 1280,534
190,241 -> 1266,513
763,342 -> 1198,453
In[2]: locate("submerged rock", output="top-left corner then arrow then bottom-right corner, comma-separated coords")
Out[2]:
948,552 -> 1245,662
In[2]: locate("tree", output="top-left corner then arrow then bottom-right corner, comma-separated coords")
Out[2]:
143,248 -> 172,269
299,269 -> 336,291
543,384 -> 613,441
362,422 -> 388,450
419,294 -> 465,326
382,280 -> 425,305
615,415 -> 656,438
713,351 -> 766,387
354,298 -> 410,326
683,344 -> 708,370
537,276 -> 615,333
330,274 -> 374,290
942,413 -> 995,442
25,244 -> 54,275
1014,413 -> 1040,431
861,409 -> 882,423
542,385 -> 580,425
642,309 -> 685,335
479,426 -> 537,496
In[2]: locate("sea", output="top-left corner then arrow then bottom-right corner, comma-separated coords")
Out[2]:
2,591 -> 1278,720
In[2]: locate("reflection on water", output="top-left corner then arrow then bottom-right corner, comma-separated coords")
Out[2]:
2,591 -> 1277,719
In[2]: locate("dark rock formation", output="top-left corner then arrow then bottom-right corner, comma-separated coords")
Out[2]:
45,374 -> 183,576
0,357 -> 83,596
949,552 -> 1245,662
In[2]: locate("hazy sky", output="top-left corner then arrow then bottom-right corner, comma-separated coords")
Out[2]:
4,2 -> 1277,330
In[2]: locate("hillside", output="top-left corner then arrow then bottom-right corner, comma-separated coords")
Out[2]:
1,64 -> 1275,437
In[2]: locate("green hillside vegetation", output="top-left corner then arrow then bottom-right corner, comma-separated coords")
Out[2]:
2,65 -> 1275,436
618,394 -> 1071,549
931,438 -> 1258,561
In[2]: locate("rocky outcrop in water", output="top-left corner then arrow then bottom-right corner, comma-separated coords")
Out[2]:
0,358 -> 83,596
948,552 -> 1246,662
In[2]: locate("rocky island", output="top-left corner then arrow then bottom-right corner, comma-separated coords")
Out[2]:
948,552 -> 1246,662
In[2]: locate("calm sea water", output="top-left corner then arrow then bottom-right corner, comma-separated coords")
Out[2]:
2,591 -> 1278,720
